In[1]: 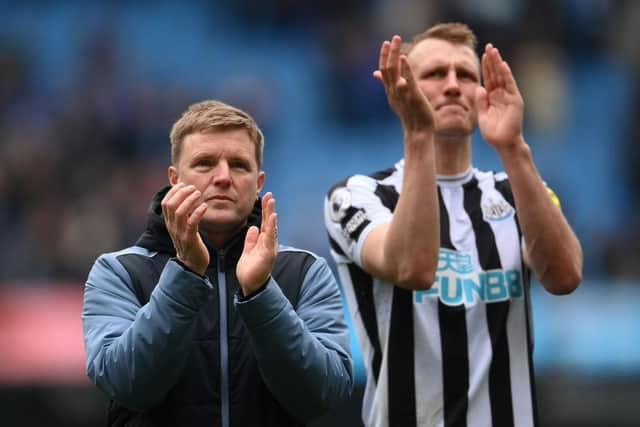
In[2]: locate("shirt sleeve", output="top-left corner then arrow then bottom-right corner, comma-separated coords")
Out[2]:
82,254 -> 213,410
234,256 -> 353,422
324,174 -> 394,267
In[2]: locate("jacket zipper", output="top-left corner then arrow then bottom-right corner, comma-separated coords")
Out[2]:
217,250 -> 230,427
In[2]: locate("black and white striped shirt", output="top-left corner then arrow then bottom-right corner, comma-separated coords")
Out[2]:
324,160 -> 536,427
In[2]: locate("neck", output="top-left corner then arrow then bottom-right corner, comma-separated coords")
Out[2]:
434,134 -> 472,175
200,221 -> 246,250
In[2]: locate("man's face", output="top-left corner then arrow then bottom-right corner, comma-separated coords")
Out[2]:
408,38 -> 480,138
169,129 -> 265,235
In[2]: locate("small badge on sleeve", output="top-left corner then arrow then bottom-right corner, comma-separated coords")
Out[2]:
546,186 -> 561,208
329,187 -> 352,222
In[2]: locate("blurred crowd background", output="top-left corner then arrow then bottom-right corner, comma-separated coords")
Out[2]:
0,1 -> 639,426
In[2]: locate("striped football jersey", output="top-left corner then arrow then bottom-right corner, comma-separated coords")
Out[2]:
324,161 -> 537,427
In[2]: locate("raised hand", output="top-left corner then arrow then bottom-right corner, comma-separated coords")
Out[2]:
161,183 -> 209,276
236,192 -> 278,295
476,43 -> 525,148
373,35 -> 435,133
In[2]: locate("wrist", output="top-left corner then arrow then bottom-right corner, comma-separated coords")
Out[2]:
176,256 -> 206,277
174,258 -> 207,278
404,128 -> 434,145
239,276 -> 271,301
495,136 -> 529,159
404,131 -> 435,158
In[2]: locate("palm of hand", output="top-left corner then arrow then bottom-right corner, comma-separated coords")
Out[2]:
392,87 -> 435,132
236,232 -> 275,291
236,192 -> 278,294
374,35 -> 435,133
478,87 -> 523,147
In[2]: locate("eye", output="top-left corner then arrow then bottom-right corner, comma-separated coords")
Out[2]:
457,70 -> 478,82
230,160 -> 250,171
423,69 -> 446,79
194,159 -> 213,170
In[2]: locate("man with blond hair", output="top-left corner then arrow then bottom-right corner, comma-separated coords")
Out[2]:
83,100 -> 353,427
324,23 -> 582,426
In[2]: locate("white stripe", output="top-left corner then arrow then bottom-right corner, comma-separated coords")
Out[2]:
479,175 -> 534,426
414,297 -> 444,426
442,182 -> 494,425
335,263 -> 380,426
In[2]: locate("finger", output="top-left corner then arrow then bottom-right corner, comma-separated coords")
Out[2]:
399,55 -> 415,91
242,225 -> 259,254
482,45 -> 495,92
481,51 -> 490,91
378,40 -> 391,81
164,182 -> 186,201
261,192 -> 273,228
500,60 -> 519,94
492,48 -> 505,89
387,35 -> 402,84
261,196 -> 276,237
164,184 -> 197,216
268,212 -> 278,249
161,182 -> 187,219
186,203 -> 208,231
174,188 -> 203,224
271,211 -> 278,242
487,45 -> 502,89
475,86 -> 488,113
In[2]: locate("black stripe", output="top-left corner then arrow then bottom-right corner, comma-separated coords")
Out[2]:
368,166 -> 396,181
347,264 -> 382,383
439,302 -> 469,427
327,177 -> 348,198
374,183 -> 399,212
328,235 -> 346,256
521,262 -> 539,427
340,206 -> 370,241
494,178 -> 522,242
464,177 -> 514,427
494,178 -> 515,206
438,187 -> 469,427
388,287 -> 416,427
438,187 -> 454,250
496,178 -> 538,425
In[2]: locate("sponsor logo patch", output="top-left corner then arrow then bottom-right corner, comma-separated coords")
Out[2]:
415,248 -> 523,306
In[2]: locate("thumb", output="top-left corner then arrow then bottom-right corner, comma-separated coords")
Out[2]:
475,86 -> 488,113
242,226 -> 259,254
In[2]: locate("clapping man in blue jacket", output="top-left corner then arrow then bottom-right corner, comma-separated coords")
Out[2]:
83,100 -> 353,427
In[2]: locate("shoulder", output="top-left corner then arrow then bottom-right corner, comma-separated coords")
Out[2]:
326,161 -> 403,198
275,245 -> 323,275
90,246 -> 166,287
272,246 -> 332,307
326,163 -> 402,216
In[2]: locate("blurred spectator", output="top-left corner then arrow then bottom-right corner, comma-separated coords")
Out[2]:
0,0 -> 636,285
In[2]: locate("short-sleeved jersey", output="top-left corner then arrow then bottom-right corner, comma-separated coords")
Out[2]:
324,160 -> 537,427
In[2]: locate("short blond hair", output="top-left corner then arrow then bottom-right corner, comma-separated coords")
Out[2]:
401,22 -> 478,56
169,100 -> 264,169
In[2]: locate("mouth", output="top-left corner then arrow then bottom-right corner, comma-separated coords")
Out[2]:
206,195 -> 233,202
437,103 -> 466,111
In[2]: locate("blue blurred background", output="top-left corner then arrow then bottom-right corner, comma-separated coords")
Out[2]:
0,1 -> 638,426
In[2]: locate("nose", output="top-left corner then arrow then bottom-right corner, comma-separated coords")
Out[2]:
443,70 -> 460,95
212,162 -> 231,187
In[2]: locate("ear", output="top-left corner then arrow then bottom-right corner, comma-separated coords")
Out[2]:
256,171 -> 266,195
168,166 -> 179,185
